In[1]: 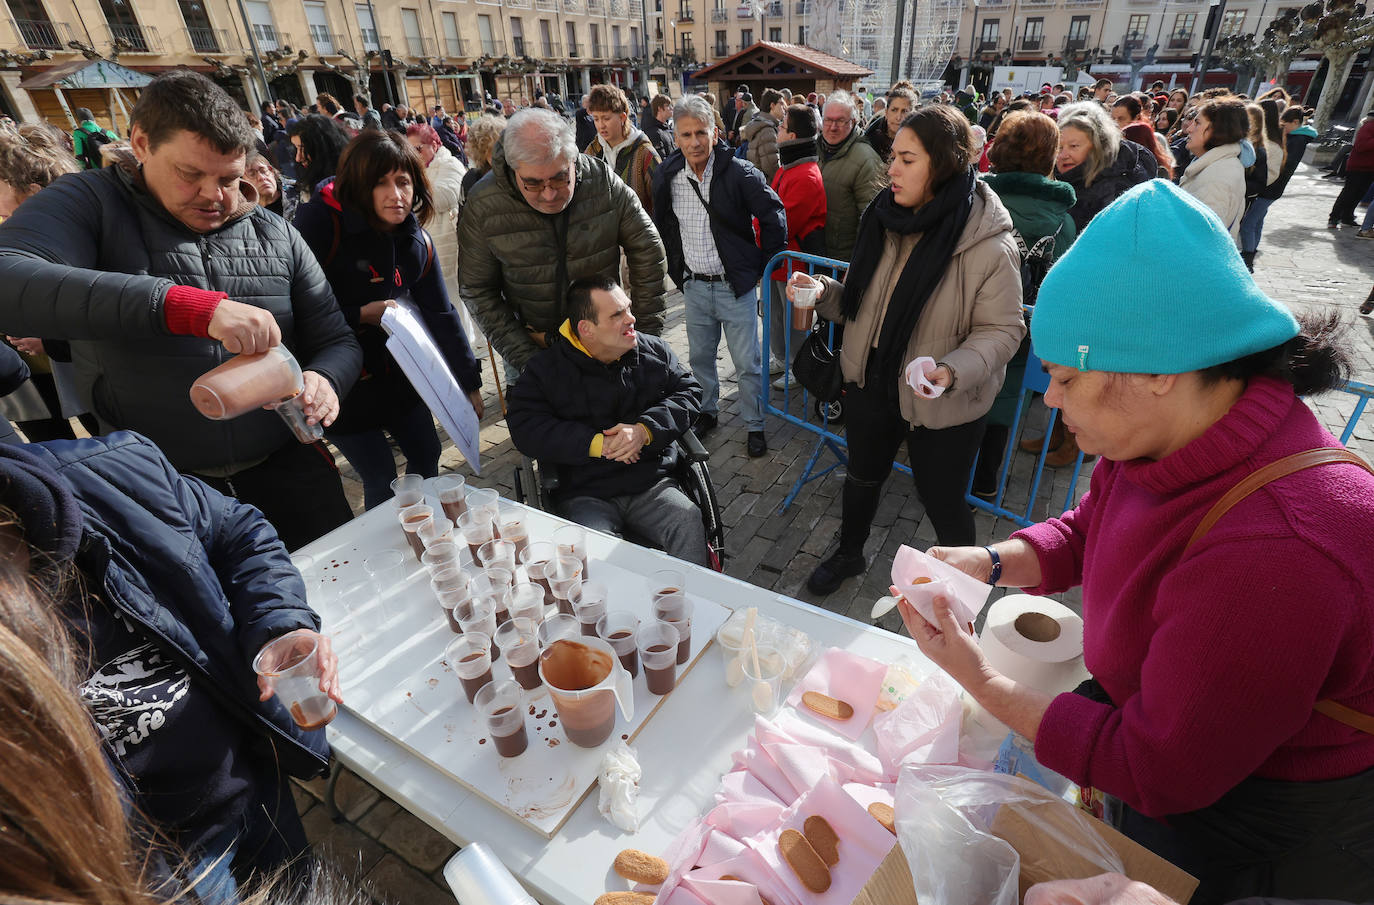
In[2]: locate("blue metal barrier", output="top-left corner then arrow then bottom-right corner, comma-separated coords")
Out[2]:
759,250 -> 1374,526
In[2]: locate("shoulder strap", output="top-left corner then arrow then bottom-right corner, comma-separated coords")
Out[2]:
418,228 -> 435,280
1185,446 -> 1374,738
1184,448 -> 1372,553
686,173 -> 756,245
324,208 -> 342,268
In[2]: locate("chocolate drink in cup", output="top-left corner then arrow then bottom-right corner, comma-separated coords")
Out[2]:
458,656 -> 494,702
497,618 -> 542,691
434,475 -> 467,523
652,570 -> 693,665
400,504 -> 433,559
252,630 -> 338,730
448,633 -> 493,704
554,525 -> 590,580
638,622 -> 679,696
791,283 -> 819,331
475,680 -> 528,757
599,612 -> 641,679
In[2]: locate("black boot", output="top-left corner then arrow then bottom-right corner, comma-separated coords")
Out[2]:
1240,250 -> 1256,273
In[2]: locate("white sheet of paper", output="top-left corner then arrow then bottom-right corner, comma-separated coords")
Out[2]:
381,299 -> 482,475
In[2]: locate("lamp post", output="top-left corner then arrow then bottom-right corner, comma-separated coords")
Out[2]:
234,0 -> 274,105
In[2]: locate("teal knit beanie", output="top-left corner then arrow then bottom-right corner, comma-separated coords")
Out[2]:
1031,179 -> 1299,373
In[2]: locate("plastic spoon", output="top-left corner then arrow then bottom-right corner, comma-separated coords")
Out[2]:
748,622 -> 773,712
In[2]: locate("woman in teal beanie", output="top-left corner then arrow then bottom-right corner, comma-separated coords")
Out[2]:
975,109 -> 1078,493
896,179 -> 1374,903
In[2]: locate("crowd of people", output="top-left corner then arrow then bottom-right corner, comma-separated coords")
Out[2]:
0,62 -> 1370,905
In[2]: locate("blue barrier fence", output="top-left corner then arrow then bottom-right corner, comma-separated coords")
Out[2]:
758,250 -> 1374,528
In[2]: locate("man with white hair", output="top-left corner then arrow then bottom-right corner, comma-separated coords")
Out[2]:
649,94 -> 785,458
458,106 -> 668,372
819,89 -> 884,262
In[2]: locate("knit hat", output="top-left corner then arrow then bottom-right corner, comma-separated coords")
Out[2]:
0,442 -> 82,561
1031,179 -> 1299,373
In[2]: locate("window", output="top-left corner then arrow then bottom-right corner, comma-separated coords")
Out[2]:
1068,14 -> 1089,40
1022,16 -> 1042,49
9,0 -> 58,48
354,2 -> 378,50
401,8 -> 424,55
768,26 -> 780,40
541,18 -> 554,54
510,15 -> 524,54
478,13 -> 497,53
1126,13 -> 1147,39
179,0 -> 218,51
612,23 -> 622,54
244,0 -> 278,50
1219,9 -> 1245,37
565,19 -> 577,54
630,23 -> 639,53
740,26 -> 751,46
442,11 -> 463,55
797,24 -> 806,42
304,2 -> 332,51
590,21 -> 600,53
979,18 -> 999,49
714,27 -> 726,53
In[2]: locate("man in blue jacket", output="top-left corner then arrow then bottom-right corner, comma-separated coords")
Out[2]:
650,93 -> 786,459
0,433 -> 339,903
506,277 -> 708,564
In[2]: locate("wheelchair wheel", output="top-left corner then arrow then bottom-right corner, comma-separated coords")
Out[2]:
814,397 -> 844,425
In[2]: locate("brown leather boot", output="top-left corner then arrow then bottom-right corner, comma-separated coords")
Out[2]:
1044,428 -> 1084,467
1019,419 -> 1065,453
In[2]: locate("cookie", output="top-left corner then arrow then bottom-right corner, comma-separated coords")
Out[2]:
912,576 -> 933,584
778,828 -> 832,893
803,815 -> 841,866
802,691 -> 855,721
594,894 -> 656,905
612,849 -> 669,885
868,801 -> 897,835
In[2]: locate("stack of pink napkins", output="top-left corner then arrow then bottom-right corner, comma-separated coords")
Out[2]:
647,649 -> 966,905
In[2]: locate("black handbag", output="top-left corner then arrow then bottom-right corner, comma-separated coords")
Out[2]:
791,324 -> 843,402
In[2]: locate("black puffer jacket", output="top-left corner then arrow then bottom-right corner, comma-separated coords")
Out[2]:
0,165 -> 361,474
507,328 -> 700,501
1057,139 -> 1155,232
457,144 -> 667,371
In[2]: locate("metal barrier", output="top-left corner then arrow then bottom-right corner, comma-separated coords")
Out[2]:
759,250 -> 1374,526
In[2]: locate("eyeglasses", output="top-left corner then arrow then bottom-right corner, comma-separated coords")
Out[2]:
246,164 -> 275,178
518,170 -> 572,192
822,116 -> 852,127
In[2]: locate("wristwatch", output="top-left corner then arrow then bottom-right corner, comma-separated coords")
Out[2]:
983,545 -> 1002,585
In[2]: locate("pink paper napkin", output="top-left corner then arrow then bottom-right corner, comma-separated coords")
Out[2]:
890,544 -> 989,630
683,851 -> 802,905
655,818 -> 711,905
661,886 -> 711,905
733,737 -> 801,804
708,800 -> 787,843
904,356 -> 944,398
785,648 -> 888,741
718,768 -> 787,808
840,781 -> 896,817
872,672 -> 964,774
701,828 -> 748,866
747,775 -> 901,905
769,712 -> 890,784
763,741 -> 838,794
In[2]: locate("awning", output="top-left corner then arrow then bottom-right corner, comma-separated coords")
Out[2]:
18,59 -> 154,90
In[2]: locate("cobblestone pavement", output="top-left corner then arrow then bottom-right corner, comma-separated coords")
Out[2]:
304,161 -> 1374,904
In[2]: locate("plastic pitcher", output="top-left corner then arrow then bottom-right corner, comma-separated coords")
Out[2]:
538,636 -> 634,748
190,345 -> 322,443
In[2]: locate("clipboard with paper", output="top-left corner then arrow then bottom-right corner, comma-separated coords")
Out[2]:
380,297 -> 483,475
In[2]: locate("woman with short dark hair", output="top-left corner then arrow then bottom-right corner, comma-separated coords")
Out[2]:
787,103 -> 1025,595
1179,97 -> 1248,240
287,114 -> 350,201
294,129 -> 484,509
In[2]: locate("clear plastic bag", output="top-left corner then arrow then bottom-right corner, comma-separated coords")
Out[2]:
895,765 -> 1125,905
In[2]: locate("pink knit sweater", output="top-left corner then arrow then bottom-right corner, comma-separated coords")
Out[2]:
1016,376 -> 1374,818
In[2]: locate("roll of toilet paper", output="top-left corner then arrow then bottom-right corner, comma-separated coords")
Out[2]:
978,594 -> 1089,696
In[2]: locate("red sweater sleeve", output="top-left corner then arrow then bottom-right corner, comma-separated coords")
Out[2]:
163,285 -> 227,337
1011,461 -> 1107,594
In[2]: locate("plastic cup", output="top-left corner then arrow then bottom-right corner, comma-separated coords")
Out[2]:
458,511 -> 496,566
597,611 -> 640,678
391,474 -> 425,509
466,487 -> 499,523
478,539 -> 518,573
474,679 -> 529,756
537,613 -> 580,648
791,284 -> 818,330
471,567 -> 513,625
495,617 -> 542,691
509,583 -> 546,624
400,503 -> 433,559
444,843 -> 537,905
638,621 -> 680,696
651,570 -> 693,665
572,580 -> 608,638
434,474 -> 467,523
495,511 -> 530,559
436,585 -> 471,633
421,540 -> 461,574
363,549 -> 406,597
716,620 -> 748,687
521,541 -> 557,607
456,597 -> 499,657
554,524 -> 590,579
740,643 -> 786,714
419,516 -> 454,551
549,555 -> 583,616
338,578 -> 389,629
447,633 -> 493,704
253,629 -> 336,729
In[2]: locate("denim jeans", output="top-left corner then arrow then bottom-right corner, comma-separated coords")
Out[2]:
328,399 -> 442,510
768,279 -> 810,367
1238,197 -> 1275,254
558,476 -> 710,565
683,278 -> 765,431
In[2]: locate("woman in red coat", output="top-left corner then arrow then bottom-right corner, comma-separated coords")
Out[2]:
767,103 -> 828,378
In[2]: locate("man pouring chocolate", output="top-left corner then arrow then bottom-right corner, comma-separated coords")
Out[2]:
881,182 -> 1374,903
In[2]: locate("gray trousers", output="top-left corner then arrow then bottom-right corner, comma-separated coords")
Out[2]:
558,476 -> 710,566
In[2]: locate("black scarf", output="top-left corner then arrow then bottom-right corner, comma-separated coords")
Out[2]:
840,167 -> 978,399
778,137 -> 818,168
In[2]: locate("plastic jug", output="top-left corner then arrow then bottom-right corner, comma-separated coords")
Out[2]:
190,345 -> 323,443
538,637 -> 634,748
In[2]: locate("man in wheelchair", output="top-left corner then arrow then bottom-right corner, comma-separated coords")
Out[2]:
507,276 -> 711,566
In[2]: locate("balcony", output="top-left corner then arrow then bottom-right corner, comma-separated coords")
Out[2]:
977,38 -> 999,50
1063,0 -> 1103,6
310,30 -> 349,54
712,42 -> 729,56
480,37 -> 505,54
1019,35 -> 1042,49
564,0 -> 583,10
795,0 -> 811,11
444,37 -> 471,57
106,22 -> 161,52
13,18 -> 71,49
1021,0 -> 1054,7
736,4 -> 752,15
406,35 -> 436,56
763,0 -> 782,14
511,35 -> 527,54
1064,35 -> 1087,51
737,39 -> 753,50
539,40 -> 561,55
676,4 -> 693,19
567,40 -> 581,55
184,25 -> 232,53
711,8 -> 728,20
588,0 -> 605,11
610,0 -> 629,15
357,27 -> 379,50
1122,32 -> 1144,50
631,0 -> 645,15
590,41 -> 607,56
1167,32 -> 1193,48
612,41 -> 626,54
980,0 -> 1010,6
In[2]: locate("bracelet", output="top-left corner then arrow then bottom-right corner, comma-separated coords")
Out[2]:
983,545 -> 1002,585
936,360 -> 957,391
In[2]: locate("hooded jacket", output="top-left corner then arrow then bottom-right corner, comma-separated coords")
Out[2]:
818,126 -> 885,262
742,111 -> 781,180
1180,142 -> 1246,240
642,113 -> 675,159
507,328 -> 701,501
650,139 -> 787,299
456,144 -> 668,372
585,128 -> 661,214
1056,139 -> 1154,233
813,179 -> 1025,430
1260,125 -> 1318,201
0,162 -> 361,475
766,138 -> 827,281
982,171 -> 1078,256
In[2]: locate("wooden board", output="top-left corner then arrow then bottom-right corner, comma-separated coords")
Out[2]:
303,507 -> 731,838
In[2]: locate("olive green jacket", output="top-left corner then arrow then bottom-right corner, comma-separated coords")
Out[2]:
818,127 -> 884,263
